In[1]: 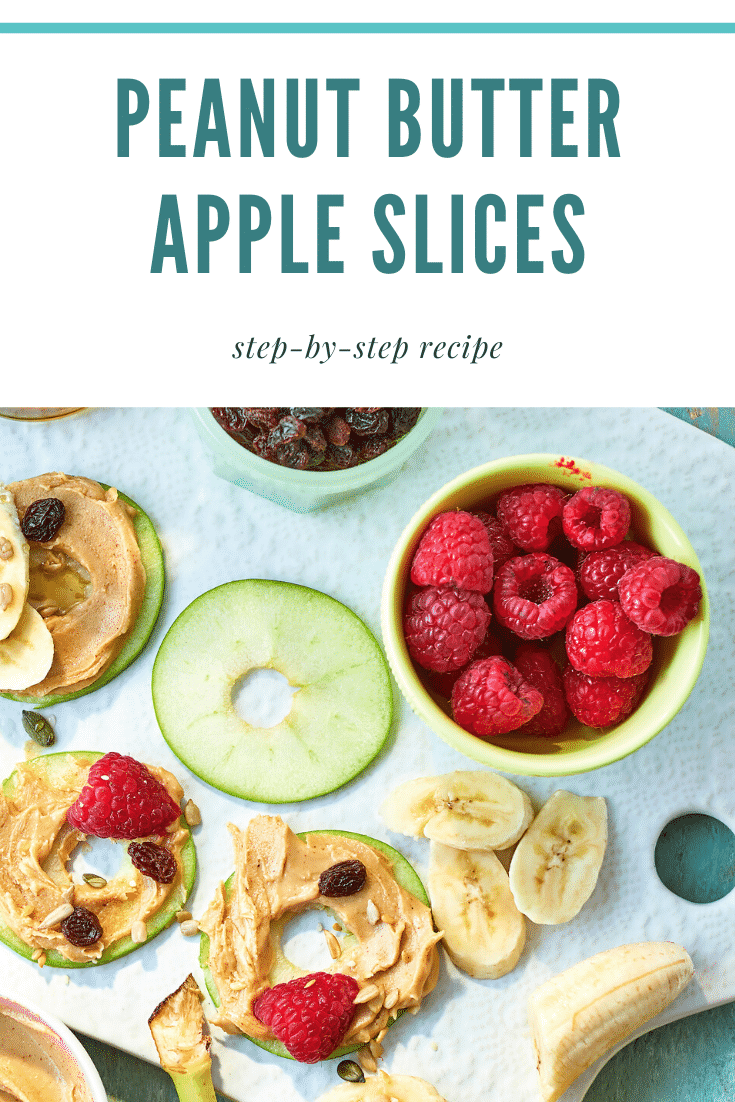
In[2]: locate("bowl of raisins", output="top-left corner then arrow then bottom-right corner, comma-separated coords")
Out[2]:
380,453 -> 709,777
192,408 -> 442,512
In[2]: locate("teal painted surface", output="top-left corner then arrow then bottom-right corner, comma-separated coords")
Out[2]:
662,408 -> 735,448
2,22 -> 735,32
585,1001 -> 735,1101
655,813 -> 735,904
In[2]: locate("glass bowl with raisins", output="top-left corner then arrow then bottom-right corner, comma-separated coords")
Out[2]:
191,408 -> 442,512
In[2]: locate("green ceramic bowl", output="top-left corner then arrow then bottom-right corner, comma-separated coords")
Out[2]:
381,454 -> 710,777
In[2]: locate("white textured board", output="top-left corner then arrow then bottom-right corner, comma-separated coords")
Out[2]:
0,406 -> 733,1102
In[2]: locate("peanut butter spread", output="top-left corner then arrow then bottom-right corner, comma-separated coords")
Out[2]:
0,754 -> 189,964
199,815 -> 442,1045
7,473 -> 146,697
0,1006 -> 93,1102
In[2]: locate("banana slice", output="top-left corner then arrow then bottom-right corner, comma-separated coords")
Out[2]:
318,1070 -> 448,1102
380,770 -> 534,852
508,790 -> 607,924
530,940 -> 694,1102
0,486 -> 29,642
428,840 -> 525,979
0,602 -> 55,691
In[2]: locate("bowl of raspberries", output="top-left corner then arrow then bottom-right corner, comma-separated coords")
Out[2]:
381,454 -> 709,776
192,407 -> 442,512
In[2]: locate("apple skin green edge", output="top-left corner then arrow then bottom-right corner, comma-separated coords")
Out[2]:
198,829 -> 430,1062
0,751 -> 196,967
1,485 -> 165,708
151,579 -> 394,804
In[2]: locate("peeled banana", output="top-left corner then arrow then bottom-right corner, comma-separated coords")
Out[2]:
317,1070 -> 448,1102
0,486 -> 29,642
0,601 -> 55,691
529,940 -> 694,1102
508,790 -> 607,924
380,769 -> 534,852
428,840 -> 525,979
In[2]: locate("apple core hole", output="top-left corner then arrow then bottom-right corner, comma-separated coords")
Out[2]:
654,813 -> 735,904
232,668 -> 298,728
67,836 -> 127,883
280,909 -> 345,972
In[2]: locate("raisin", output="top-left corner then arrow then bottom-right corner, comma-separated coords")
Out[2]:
266,415 -> 306,453
273,439 -> 311,469
250,433 -> 270,458
61,906 -> 103,947
344,408 -> 389,437
389,407 -> 421,439
325,415 -> 351,447
128,841 -> 178,884
318,859 -> 367,897
243,408 -> 283,432
211,407 -> 250,435
21,498 -> 65,543
326,443 -> 355,469
357,438 -> 391,462
304,424 -> 327,455
290,408 -> 333,423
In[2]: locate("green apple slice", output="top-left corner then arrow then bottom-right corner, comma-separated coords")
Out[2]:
1,485 -> 165,708
0,751 -> 196,967
199,830 -> 429,1060
151,580 -> 393,803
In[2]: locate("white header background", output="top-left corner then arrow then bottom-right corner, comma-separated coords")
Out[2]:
1,29 -> 733,403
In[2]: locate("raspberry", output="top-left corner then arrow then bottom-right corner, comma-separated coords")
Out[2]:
495,484 -> 568,551
410,511 -> 494,593
492,553 -> 577,640
565,600 -> 653,679
67,753 -> 182,840
579,542 -> 656,602
404,586 -> 491,673
563,666 -> 649,729
422,626 -> 503,700
562,486 -> 630,551
514,645 -> 570,737
253,972 -> 359,1063
473,512 -> 518,571
618,556 -> 702,636
451,656 -> 544,738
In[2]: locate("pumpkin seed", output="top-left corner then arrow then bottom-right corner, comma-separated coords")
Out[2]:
21,710 -> 55,747
337,1060 -> 365,1084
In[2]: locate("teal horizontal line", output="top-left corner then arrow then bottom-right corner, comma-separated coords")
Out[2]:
1,22 -> 734,33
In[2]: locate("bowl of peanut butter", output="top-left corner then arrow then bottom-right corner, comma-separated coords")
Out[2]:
0,989 -> 107,1102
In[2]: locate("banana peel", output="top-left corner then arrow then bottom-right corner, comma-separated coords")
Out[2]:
149,974 -> 217,1102
529,941 -> 694,1102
